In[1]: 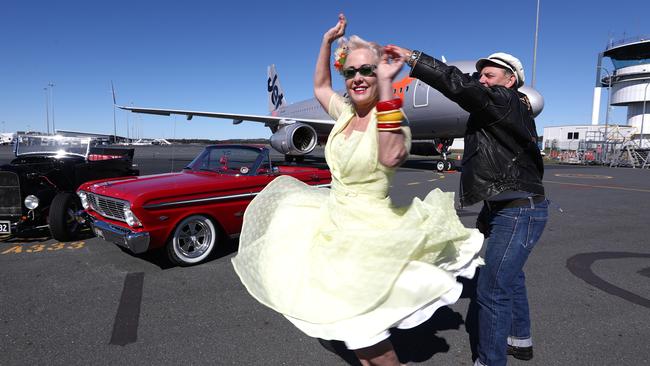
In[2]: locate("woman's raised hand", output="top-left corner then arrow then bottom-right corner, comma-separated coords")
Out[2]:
377,45 -> 405,82
385,45 -> 411,63
323,14 -> 346,44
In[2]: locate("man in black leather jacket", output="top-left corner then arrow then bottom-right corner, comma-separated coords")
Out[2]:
390,46 -> 548,366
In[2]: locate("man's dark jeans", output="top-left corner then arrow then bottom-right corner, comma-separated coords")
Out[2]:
475,199 -> 548,366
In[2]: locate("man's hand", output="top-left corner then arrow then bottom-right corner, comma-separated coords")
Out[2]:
476,207 -> 490,237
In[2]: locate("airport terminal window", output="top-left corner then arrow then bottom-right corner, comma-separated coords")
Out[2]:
611,58 -> 650,69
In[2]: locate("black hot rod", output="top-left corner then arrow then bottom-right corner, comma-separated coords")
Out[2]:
0,135 -> 138,240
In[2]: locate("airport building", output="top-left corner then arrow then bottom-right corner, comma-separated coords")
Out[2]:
542,124 -> 635,164
592,36 -> 650,147
546,36 -> 650,167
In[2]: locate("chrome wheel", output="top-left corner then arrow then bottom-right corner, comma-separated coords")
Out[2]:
168,215 -> 217,265
436,160 -> 446,172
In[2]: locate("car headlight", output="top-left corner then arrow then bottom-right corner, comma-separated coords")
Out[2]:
123,206 -> 142,227
24,195 -> 39,210
77,191 -> 89,209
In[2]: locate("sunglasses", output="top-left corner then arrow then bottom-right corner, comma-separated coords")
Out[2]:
341,64 -> 377,79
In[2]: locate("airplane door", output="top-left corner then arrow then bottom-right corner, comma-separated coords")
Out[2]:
413,79 -> 429,107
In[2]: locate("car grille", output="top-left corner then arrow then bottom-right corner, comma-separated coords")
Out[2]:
87,193 -> 128,222
0,171 -> 22,216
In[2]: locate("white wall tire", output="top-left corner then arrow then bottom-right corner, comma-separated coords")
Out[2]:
436,160 -> 446,172
167,215 -> 217,266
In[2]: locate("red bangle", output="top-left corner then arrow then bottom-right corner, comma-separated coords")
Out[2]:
377,122 -> 402,130
376,98 -> 402,112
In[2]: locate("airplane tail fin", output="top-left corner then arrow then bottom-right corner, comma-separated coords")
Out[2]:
267,64 -> 286,113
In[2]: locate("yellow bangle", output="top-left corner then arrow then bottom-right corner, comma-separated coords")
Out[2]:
376,110 -> 403,121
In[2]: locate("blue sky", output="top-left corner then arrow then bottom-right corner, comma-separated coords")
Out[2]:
1,0 -> 648,139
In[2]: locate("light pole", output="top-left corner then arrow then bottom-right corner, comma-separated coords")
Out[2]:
641,82 -> 650,149
597,66 -> 612,162
44,86 -> 50,134
112,105 -> 117,143
111,81 -> 117,143
531,0 -> 540,88
48,82 -> 55,133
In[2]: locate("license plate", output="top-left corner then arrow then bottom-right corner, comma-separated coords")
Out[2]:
0,220 -> 10,234
94,227 -> 104,239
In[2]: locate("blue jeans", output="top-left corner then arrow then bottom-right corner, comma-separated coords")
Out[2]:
475,199 -> 548,366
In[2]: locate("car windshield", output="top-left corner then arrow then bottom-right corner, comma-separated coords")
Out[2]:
185,146 -> 267,175
15,135 -> 91,157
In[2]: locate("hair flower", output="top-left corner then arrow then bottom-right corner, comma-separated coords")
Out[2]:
334,43 -> 348,72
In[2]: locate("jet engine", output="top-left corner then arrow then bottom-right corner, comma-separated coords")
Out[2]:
269,121 -> 317,155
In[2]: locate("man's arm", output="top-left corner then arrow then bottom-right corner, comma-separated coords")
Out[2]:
409,52 -> 490,113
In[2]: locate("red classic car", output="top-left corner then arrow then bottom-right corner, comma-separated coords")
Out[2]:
76,145 -> 331,266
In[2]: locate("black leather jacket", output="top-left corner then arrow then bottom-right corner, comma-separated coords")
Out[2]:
410,52 -> 544,206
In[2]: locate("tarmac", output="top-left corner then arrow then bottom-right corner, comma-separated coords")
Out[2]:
1,144 -> 649,365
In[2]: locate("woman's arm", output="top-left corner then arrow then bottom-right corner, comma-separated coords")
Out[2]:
314,14 -> 346,110
376,46 -> 408,168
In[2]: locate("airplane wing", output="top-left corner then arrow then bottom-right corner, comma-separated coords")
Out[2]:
117,105 -> 335,127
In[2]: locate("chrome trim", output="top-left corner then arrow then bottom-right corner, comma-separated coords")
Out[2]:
87,193 -> 128,222
143,182 -> 330,210
143,191 -> 259,209
83,212 -> 150,254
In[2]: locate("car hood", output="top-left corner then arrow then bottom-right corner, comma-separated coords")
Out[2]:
80,171 -> 264,205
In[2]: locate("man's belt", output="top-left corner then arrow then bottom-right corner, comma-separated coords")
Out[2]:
485,195 -> 545,211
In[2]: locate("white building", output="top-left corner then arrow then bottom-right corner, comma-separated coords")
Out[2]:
543,124 -> 636,151
592,36 -> 650,140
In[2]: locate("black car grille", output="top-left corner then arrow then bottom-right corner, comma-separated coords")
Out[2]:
0,171 -> 22,216
87,193 -> 128,222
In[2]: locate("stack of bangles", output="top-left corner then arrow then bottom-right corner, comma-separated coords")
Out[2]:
376,98 -> 404,132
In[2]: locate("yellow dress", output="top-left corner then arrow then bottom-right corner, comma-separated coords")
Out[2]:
232,94 -> 483,348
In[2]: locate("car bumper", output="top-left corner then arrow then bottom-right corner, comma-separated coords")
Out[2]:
80,212 -> 150,254
0,215 -> 48,236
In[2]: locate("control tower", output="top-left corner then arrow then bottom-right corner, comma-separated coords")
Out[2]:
592,36 -> 650,141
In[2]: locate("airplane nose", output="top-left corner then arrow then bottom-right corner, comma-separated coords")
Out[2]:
519,86 -> 544,117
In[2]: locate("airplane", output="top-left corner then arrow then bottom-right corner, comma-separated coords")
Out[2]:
119,62 -> 544,171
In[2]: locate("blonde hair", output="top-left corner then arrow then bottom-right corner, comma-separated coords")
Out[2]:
336,35 -> 383,66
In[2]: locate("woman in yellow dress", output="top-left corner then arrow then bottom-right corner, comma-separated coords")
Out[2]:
232,14 -> 483,366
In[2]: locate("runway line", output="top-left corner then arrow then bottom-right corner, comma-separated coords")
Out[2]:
544,180 -> 650,193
